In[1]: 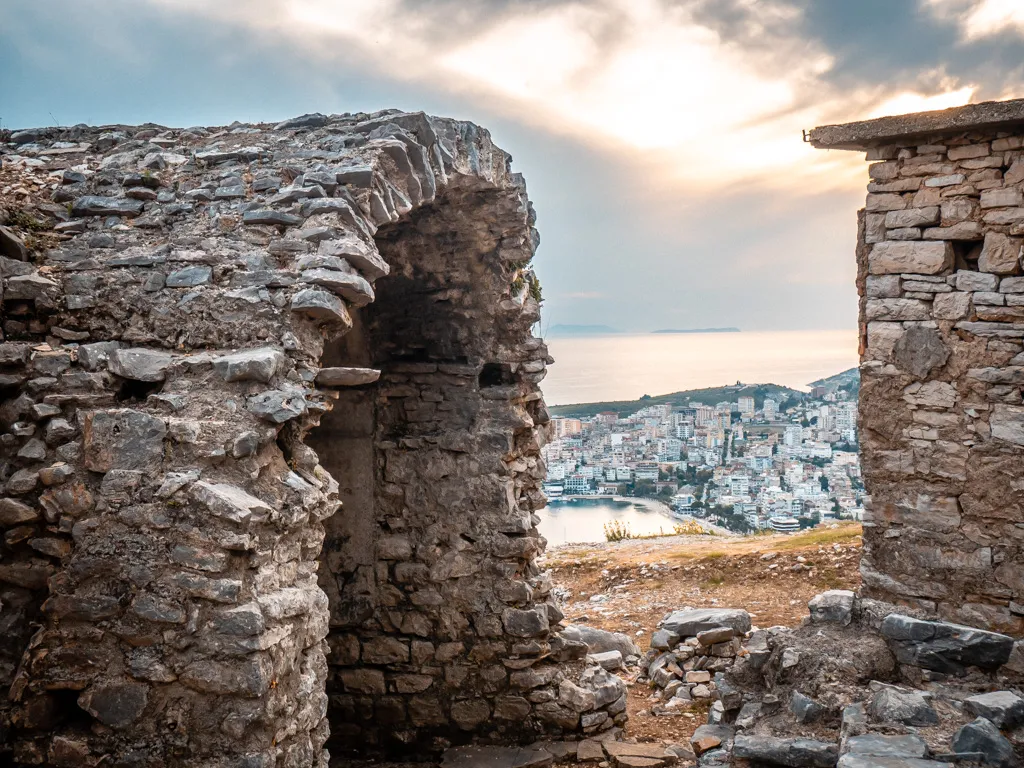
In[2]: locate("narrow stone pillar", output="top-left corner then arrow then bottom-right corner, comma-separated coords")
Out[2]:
810,99 -> 1024,635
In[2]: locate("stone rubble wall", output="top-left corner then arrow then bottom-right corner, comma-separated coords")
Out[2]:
857,130 -> 1024,635
0,110 -> 619,767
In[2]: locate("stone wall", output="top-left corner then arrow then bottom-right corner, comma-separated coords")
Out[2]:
0,111 -> 623,767
810,100 -> 1024,637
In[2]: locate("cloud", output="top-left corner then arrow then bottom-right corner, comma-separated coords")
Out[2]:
924,0 -> 1024,40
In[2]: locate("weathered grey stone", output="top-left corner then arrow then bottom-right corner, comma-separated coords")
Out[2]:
808,590 -> 856,626
247,389 -> 308,423
661,608 -> 751,637
71,195 -> 145,217
0,224 -> 29,261
837,758 -> 949,768
588,650 -> 623,671
212,348 -> 284,383
868,688 -> 938,726
290,288 -> 352,325
952,718 -> 1015,768
165,265 -> 213,287
107,348 -> 173,382
964,691 -> 1024,729
734,735 -> 838,768
78,683 -> 148,728
562,624 -> 642,657
791,691 -> 826,724
242,209 -> 302,227
82,410 -> 166,472
300,268 -> 375,306
315,367 -> 381,386
191,481 -> 273,524
845,734 -> 927,759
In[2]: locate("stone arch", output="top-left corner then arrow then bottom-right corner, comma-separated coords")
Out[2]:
306,147 -> 565,755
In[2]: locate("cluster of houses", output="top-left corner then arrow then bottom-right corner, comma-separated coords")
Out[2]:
541,384 -> 864,533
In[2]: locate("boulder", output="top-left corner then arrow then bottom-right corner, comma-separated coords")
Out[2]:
733,735 -> 838,768
808,590 -> 856,626
661,608 -> 751,638
791,691 -> 826,724
561,625 -> 641,658
880,614 -> 1014,672
588,650 -> 623,671
844,734 -> 928,759
964,691 -> 1024,730
868,688 -> 938,727
952,718 -> 1015,768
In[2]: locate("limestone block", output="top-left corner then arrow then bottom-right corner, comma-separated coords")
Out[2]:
979,232 -> 1023,274
865,213 -> 886,244
866,321 -> 903,360
866,275 -> 901,298
865,193 -> 907,212
925,173 -> 966,187
923,221 -> 983,240
949,143 -> 990,160
869,241 -> 952,275
983,207 -> 1024,225
885,207 -> 938,228
865,299 -> 932,321
990,404 -> 1024,444
981,187 -> 1024,209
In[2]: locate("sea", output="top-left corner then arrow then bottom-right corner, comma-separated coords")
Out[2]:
541,329 -> 858,406
537,498 -> 681,547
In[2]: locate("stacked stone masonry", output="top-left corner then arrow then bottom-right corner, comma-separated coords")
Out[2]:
0,111 -> 623,767
810,98 -> 1024,637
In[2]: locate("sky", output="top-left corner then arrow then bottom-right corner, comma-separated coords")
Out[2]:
4,1 -> 1024,333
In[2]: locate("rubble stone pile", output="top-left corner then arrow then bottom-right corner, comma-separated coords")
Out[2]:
688,589 -> 1024,767
641,608 -> 752,714
0,111 -> 622,767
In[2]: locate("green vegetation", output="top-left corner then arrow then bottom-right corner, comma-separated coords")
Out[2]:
549,382 -> 804,419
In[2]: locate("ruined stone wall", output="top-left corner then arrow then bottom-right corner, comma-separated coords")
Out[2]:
0,111 -> 623,767
850,130 -> 1024,635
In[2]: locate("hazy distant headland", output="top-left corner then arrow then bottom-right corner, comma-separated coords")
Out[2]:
547,325 -> 744,337
547,324 -> 620,337
651,327 -> 741,334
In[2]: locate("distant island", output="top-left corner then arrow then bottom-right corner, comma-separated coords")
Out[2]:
547,324 -> 619,337
651,327 -> 740,334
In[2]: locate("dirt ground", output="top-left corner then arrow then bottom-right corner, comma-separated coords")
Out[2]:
542,523 -> 864,747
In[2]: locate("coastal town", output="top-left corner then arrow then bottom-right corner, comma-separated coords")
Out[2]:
541,375 -> 863,534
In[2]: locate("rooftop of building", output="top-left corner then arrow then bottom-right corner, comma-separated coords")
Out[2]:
808,96 -> 1024,151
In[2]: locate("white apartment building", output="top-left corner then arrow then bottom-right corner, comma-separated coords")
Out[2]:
763,398 -> 778,421
738,396 -> 755,416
